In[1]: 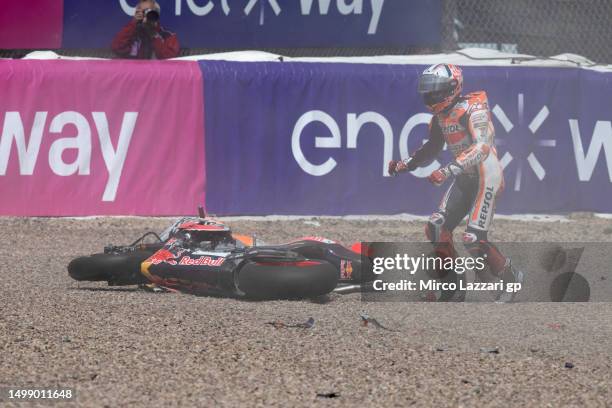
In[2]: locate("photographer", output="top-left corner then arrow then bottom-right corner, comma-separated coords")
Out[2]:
111,0 -> 179,59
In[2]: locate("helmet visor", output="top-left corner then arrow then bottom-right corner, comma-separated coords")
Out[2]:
417,74 -> 454,94
422,89 -> 452,107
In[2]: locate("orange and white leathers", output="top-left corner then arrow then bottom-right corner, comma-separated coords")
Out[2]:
440,91 -> 503,232
412,91 -> 504,235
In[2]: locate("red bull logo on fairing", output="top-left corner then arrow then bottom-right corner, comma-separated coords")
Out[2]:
179,255 -> 225,266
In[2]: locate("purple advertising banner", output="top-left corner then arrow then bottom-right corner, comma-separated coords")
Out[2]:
0,0 -> 441,50
62,0 -> 441,49
201,61 -> 612,215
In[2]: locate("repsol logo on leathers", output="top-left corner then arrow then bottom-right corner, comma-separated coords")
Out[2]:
441,124 -> 462,134
478,186 -> 495,228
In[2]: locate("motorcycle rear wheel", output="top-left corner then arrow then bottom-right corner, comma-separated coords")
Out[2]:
235,259 -> 338,299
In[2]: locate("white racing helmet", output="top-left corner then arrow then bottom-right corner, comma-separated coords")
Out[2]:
417,64 -> 463,114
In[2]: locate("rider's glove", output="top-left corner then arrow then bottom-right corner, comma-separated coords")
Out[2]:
428,162 -> 463,186
388,158 -> 416,177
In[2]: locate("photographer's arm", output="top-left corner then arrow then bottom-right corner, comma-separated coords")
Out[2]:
152,31 -> 180,59
111,21 -> 138,57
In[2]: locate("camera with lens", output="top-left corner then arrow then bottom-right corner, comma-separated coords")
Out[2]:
143,8 -> 160,23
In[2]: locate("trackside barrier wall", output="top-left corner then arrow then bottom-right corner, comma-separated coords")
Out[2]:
201,61 -> 612,215
0,60 -> 205,216
1,58 -> 612,215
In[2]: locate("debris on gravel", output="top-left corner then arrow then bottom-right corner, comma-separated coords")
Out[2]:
360,313 -> 397,331
265,317 -> 315,329
316,392 -> 340,399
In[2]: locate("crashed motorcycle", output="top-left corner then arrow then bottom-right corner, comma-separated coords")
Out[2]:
68,211 -> 368,299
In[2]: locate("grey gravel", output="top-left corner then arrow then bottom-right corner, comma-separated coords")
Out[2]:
0,215 -> 611,407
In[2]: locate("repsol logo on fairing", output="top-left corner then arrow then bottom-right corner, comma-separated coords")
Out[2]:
478,186 -> 495,228
0,111 -> 137,202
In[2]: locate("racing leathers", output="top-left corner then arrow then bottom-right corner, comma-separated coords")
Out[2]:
401,91 -> 512,282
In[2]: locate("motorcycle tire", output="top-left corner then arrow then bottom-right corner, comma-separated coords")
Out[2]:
68,251 -> 152,285
235,259 -> 338,299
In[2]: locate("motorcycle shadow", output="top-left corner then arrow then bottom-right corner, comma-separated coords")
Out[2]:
67,286 -> 140,293
67,285 -> 336,303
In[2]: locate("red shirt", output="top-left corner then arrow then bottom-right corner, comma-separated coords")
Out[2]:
111,20 -> 180,59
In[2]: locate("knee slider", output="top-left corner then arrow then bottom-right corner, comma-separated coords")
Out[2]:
462,229 -> 488,257
462,229 -> 506,274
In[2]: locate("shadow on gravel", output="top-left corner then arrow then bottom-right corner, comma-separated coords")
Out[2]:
308,294 -> 333,304
67,287 -> 140,292
67,286 -> 340,303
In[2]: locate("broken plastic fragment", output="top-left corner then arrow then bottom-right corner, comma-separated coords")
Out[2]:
316,392 -> 339,398
139,283 -> 178,293
360,313 -> 397,331
266,317 -> 315,329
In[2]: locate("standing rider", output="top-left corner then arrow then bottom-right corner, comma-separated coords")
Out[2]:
388,63 -> 523,301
